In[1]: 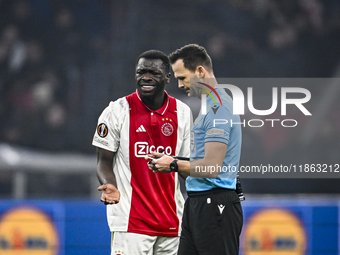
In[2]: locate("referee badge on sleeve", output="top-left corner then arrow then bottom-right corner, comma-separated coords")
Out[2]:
207,128 -> 224,136
97,123 -> 108,138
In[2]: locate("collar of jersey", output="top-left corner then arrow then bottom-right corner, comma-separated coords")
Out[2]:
136,90 -> 170,116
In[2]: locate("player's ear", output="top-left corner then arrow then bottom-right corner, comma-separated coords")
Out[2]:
165,73 -> 171,84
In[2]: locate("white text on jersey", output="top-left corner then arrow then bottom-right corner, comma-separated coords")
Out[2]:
134,142 -> 172,158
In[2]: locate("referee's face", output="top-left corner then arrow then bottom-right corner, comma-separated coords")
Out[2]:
171,59 -> 197,97
136,58 -> 170,98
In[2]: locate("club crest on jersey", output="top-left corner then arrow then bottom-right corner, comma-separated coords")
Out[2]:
97,123 -> 108,138
161,122 -> 174,136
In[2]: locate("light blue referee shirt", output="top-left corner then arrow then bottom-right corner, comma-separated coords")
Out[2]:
186,88 -> 242,191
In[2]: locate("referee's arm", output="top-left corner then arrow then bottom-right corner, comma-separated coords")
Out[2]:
150,141 -> 227,178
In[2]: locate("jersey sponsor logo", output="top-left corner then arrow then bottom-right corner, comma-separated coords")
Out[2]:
134,142 -> 172,158
0,206 -> 59,254
136,125 -> 146,132
97,123 -> 108,138
242,208 -> 306,255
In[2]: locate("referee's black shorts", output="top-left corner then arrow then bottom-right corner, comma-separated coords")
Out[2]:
178,188 -> 243,255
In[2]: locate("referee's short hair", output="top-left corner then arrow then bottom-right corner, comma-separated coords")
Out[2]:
137,50 -> 170,73
169,44 -> 213,73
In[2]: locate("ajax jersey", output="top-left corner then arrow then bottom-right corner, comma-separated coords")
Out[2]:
92,91 -> 191,236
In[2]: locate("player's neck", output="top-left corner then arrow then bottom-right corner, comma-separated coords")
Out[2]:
141,94 -> 165,111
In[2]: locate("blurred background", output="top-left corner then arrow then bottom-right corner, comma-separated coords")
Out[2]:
0,0 -> 339,254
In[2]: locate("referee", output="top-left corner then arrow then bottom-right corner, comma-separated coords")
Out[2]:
149,44 -> 243,255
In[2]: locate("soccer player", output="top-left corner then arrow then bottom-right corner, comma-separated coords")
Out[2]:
92,50 -> 191,255
149,44 -> 243,255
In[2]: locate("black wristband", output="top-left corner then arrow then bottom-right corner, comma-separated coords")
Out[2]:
170,159 -> 178,172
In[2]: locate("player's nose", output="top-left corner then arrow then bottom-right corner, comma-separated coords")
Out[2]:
142,72 -> 153,81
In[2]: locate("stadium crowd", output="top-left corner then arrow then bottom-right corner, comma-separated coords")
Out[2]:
0,0 -> 110,151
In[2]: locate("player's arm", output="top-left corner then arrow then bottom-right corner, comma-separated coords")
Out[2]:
151,141 -> 227,178
96,147 -> 120,204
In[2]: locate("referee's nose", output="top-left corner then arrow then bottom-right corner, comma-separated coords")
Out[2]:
178,80 -> 185,89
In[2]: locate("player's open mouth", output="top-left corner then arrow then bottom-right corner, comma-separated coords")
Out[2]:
141,85 -> 155,92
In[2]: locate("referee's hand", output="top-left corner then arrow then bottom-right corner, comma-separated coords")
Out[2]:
149,152 -> 173,173
145,154 -> 160,173
98,183 -> 120,205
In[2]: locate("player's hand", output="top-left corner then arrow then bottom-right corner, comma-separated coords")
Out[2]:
150,152 -> 174,173
97,183 -> 120,205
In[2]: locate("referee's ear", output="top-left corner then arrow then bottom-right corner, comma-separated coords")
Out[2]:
195,65 -> 205,78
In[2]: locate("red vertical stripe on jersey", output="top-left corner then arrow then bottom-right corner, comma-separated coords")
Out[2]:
126,92 -> 179,236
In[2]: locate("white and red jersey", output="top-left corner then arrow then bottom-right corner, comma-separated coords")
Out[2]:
92,91 -> 191,237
